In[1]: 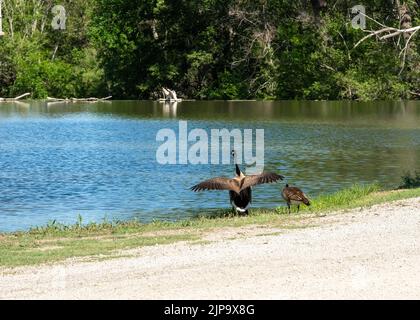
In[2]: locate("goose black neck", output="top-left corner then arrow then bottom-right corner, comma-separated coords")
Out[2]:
235,163 -> 241,176
232,150 -> 242,176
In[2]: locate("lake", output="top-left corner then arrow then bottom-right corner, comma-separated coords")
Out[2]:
0,100 -> 419,232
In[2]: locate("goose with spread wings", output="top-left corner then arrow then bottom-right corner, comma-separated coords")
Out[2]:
191,151 -> 284,214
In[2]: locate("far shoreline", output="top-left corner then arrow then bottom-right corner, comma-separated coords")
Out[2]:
2,98 -> 420,103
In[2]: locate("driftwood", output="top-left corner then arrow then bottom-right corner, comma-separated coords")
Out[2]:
160,88 -> 182,102
47,96 -> 112,103
0,93 -> 31,102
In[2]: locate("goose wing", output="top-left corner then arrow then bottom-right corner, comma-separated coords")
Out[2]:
241,172 -> 284,190
191,177 -> 240,193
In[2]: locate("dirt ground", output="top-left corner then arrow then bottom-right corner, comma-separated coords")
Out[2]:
1,197 -> 419,300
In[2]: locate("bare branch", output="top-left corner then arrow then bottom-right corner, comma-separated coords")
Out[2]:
380,26 -> 420,40
358,11 -> 388,29
352,11 -> 420,75
353,12 -> 419,48
398,28 -> 420,75
354,27 -> 398,48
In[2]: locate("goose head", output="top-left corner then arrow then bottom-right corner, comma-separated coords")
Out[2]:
231,150 -> 243,177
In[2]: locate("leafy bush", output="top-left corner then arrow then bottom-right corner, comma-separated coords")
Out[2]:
399,172 -> 420,189
11,51 -> 76,98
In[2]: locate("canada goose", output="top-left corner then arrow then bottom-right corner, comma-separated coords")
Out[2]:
191,150 -> 284,214
282,184 -> 311,214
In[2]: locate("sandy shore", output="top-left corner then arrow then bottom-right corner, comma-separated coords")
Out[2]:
1,197 -> 420,300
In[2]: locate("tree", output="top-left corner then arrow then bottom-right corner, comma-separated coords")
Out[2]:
0,0 -> 5,36
0,0 -> 418,100
0,0 -> 104,98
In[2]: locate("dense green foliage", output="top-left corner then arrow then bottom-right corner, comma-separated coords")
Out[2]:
0,0 -> 105,98
399,171 -> 420,189
0,0 -> 419,100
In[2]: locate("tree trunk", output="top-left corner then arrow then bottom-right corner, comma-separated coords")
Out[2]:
398,3 -> 412,40
0,0 -> 4,36
310,0 -> 327,16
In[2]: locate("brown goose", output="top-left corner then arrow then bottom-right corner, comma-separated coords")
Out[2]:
282,184 -> 311,214
191,150 -> 284,214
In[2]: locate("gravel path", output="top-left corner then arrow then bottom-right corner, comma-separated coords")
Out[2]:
1,198 -> 420,300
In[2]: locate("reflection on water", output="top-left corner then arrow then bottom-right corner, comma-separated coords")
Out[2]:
0,100 -> 419,232
162,101 -> 178,118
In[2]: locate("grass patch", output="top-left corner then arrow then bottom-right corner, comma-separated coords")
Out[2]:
0,185 -> 419,268
276,184 -> 420,214
0,233 -> 198,268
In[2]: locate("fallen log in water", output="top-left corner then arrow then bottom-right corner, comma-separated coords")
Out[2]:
158,98 -> 183,103
47,96 -> 112,103
0,93 -> 31,102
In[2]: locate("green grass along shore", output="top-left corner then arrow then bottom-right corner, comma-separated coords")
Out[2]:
1,185 -> 419,268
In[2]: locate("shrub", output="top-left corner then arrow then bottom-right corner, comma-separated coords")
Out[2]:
399,171 -> 420,189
